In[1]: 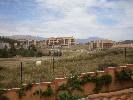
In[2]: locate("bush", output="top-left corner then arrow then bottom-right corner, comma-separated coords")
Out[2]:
81,74 -> 112,86
69,95 -> 79,100
58,73 -> 82,98
42,85 -> 53,96
93,74 -> 112,93
33,89 -> 42,95
58,92 -> 79,100
58,92 -> 68,100
18,87 -> 25,98
34,85 -> 53,97
98,63 -> 117,71
0,44 -> 44,58
100,74 -> 112,85
67,74 -> 82,91
80,75 -> 95,85
93,84 -> 101,93
0,89 -> 6,96
0,95 -> 9,100
116,70 -> 133,82
127,59 -> 133,64
58,84 -> 67,91
25,82 -> 32,91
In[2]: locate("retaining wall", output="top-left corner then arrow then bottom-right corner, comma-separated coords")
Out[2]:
2,64 -> 133,100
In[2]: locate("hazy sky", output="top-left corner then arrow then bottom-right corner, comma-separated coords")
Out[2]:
0,0 -> 133,40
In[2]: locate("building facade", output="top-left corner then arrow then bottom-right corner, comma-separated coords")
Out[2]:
46,37 -> 75,46
36,40 -> 46,48
15,37 -> 75,48
112,43 -> 133,48
89,40 -> 114,50
18,39 -> 37,49
0,42 -> 10,49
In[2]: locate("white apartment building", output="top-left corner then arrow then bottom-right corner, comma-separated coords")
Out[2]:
89,40 -> 114,50
0,42 -> 10,49
46,37 -> 75,46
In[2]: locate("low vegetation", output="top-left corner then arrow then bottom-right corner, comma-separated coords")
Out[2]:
58,92 -> 80,100
33,85 -> 53,97
93,74 -> 112,93
0,48 -> 133,89
57,72 -> 112,99
0,88 -> 8,100
116,70 -> 133,82
0,44 -> 44,58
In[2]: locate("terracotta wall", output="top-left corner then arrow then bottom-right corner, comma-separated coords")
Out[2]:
2,64 -> 133,100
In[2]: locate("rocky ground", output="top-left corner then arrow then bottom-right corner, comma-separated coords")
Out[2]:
80,88 -> 133,100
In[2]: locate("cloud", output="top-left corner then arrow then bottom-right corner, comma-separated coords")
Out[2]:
0,0 -> 133,40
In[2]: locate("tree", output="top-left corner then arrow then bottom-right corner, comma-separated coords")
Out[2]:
9,44 -> 17,56
0,47 -> 9,58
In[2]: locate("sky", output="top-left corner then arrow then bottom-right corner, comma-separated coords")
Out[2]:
0,0 -> 133,40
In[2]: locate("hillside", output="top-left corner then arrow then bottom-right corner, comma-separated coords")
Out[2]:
7,35 -> 45,40
7,35 -> 104,44
76,37 -> 104,44
0,36 -> 18,44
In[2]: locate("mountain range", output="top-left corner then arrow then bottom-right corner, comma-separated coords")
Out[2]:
7,35 -> 45,41
76,37 -> 104,44
6,35 -> 104,44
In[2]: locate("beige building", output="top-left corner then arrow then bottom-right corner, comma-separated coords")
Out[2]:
89,40 -> 114,50
18,39 -> 37,49
0,42 -> 10,49
46,37 -> 75,46
36,40 -> 46,48
113,43 -> 133,48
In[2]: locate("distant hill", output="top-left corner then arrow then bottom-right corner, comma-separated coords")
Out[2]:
7,35 -> 105,44
7,35 -> 45,40
119,40 -> 133,44
76,37 -> 104,44
0,36 -> 18,44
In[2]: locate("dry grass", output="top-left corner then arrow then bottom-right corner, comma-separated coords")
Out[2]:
0,48 -> 133,88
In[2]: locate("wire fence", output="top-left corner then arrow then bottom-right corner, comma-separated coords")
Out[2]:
0,48 -> 133,89
0,59 -> 59,89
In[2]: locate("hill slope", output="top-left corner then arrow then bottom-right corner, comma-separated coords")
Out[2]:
7,35 -> 45,40
76,37 -> 104,44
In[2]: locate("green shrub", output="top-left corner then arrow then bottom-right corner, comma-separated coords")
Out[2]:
80,75 -> 95,85
93,74 -> 112,93
0,89 -> 6,96
58,92 -> 68,100
25,83 -> 32,91
81,74 -> 112,86
69,95 -> 79,100
98,63 -> 117,71
42,85 -> 53,96
34,85 -> 53,97
116,70 -> 133,81
67,74 -> 82,91
0,95 -> 9,100
33,89 -> 42,96
100,74 -> 112,85
17,87 -> 26,98
93,84 -> 101,93
58,92 -> 79,100
58,84 -> 67,91
58,73 -> 82,97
